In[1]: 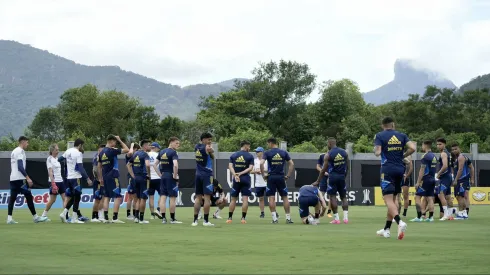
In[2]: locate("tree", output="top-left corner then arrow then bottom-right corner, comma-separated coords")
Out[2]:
218,128 -> 273,152
133,106 -> 160,140
158,116 -> 185,144
353,135 -> 373,153
28,107 -> 63,141
289,141 -> 320,153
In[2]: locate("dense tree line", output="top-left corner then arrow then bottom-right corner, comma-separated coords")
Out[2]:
1,60 -> 489,153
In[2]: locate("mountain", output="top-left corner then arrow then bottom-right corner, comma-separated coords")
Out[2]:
458,73 -> 490,93
363,59 -> 457,105
0,40 -> 237,137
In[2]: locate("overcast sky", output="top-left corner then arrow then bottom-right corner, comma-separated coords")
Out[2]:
1,0 -> 489,99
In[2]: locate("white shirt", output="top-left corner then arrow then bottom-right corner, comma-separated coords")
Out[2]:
46,155 -> 63,182
254,157 -> 267,187
63,148 -> 83,179
148,151 -> 160,180
10,147 -> 26,181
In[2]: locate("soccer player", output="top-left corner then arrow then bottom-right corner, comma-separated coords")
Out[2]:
436,138 -> 454,220
98,135 -> 130,223
90,144 -> 106,222
42,144 -> 66,221
127,140 -> 151,224
313,138 -> 349,224
154,137 -> 183,224
199,179 -> 228,218
251,147 -> 267,218
399,155 -> 413,217
125,143 -> 137,220
226,141 -> 254,224
451,143 -> 474,219
411,140 -> 437,222
298,184 -> 328,225
374,117 -> 414,239
59,139 -> 92,224
316,151 -> 332,218
147,142 -> 162,219
7,136 -> 49,224
260,137 -> 294,224
192,132 -> 215,227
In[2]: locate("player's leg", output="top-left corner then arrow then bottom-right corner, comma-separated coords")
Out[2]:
401,184 -> 409,217
266,176 -> 278,223
102,179 -> 112,223
227,180 -> 240,223
7,181 -> 21,224
69,179 -> 83,223
256,187 -> 266,218
192,175 -> 204,225
276,177 -> 291,223
43,182 -> 60,219
200,176 -> 214,226
426,183 -> 435,222
18,182 -> 47,223
337,178 -> 349,223
126,177 -> 135,220
111,178 -> 123,222
378,173 -> 406,239
167,177 -> 181,224
445,183 -> 455,218
438,188 -> 448,219
240,183 -> 251,224
148,179 -> 158,219
464,184 -> 470,217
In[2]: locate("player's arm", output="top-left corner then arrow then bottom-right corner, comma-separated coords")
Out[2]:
453,155 -> 465,185
228,162 -> 237,177
127,143 -> 135,157
403,141 -> 416,159
206,144 -> 215,159
344,155 -> 349,177
97,161 -> 103,184
469,162 -> 475,186
286,159 -> 294,179
316,156 -> 322,172
314,154 -> 329,185
153,159 -> 162,178
217,183 -> 225,200
126,157 -> 136,179
259,158 -> 266,176
242,163 -> 254,175
373,134 -> 382,157
437,151 -> 448,178
116,136 -> 130,153
173,158 -> 179,181
317,190 -> 328,216
145,157 -> 151,180
16,152 -> 31,184
416,158 -> 425,188
406,157 -> 413,177
75,154 -> 92,185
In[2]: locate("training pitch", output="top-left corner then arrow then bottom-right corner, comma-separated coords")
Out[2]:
0,206 -> 489,274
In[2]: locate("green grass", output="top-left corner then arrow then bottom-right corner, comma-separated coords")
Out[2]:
0,206 -> 489,274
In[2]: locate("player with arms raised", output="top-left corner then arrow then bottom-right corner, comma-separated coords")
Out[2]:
374,117 -> 415,239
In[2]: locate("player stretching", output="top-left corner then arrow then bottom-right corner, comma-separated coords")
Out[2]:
298,184 -> 328,225
60,139 -> 92,223
314,138 -> 349,224
451,143 -> 474,219
411,141 -> 437,222
98,135 -> 130,223
90,144 -> 106,222
399,155 -> 413,217
148,142 -> 162,219
192,132 -> 215,227
154,137 -> 182,224
436,138 -> 453,220
127,140 -> 151,224
260,138 -> 294,224
125,143 -> 137,220
7,136 -> 48,224
252,147 -> 267,218
227,141 -> 254,224
42,144 -> 66,221
374,117 -> 414,239
316,151 -> 332,218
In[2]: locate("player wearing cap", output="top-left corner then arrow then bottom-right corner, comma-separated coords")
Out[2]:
147,142 -> 162,219
252,147 -> 268,218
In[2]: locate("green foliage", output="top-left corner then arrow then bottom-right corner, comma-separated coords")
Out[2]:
28,107 -> 63,141
218,128 -> 273,152
289,141 -> 320,153
353,135 -> 374,153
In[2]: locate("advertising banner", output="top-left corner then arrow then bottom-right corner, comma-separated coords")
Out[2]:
374,187 -> 490,206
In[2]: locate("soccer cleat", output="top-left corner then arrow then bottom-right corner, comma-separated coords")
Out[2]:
410,217 -> 422,222
454,215 -> 465,220
310,220 -> 319,225
203,221 -> 215,227
286,219 -> 294,224
112,219 -> 125,224
150,215 -> 156,220
440,216 -> 449,221
66,217 -> 72,223
343,219 -> 348,224
259,213 -> 265,218
78,216 -> 89,222
197,213 -> 202,220
226,219 -> 232,224
314,219 -> 321,224
170,220 -> 182,224
162,218 -> 167,224
91,218 -> 101,223
7,219 -> 18,224
213,214 -> 223,219
241,219 -> 247,224
424,217 -> 434,222
139,220 -> 150,224
376,229 -> 391,238
154,211 -> 163,219
34,216 -> 48,223
397,221 -> 407,240
134,218 -> 139,223
126,215 -> 135,220
70,218 -> 84,224
327,213 -> 333,218
59,212 -> 67,223
271,220 -> 279,224
191,221 -> 198,226
330,220 -> 340,224
42,217 -> 51,222
100,219 -> 110,224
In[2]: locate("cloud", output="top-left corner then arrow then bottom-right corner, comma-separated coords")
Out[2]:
0,0 -> 489,98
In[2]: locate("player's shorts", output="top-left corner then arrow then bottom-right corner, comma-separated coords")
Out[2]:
319,177 -> 328,193
135,177 -> 149,200
326,174 -> 347,198
194,173 -> 214,196
415,179 -> 435,197
454,179 -> 469,197
127,176 -> 136,195
49,181 -> 66,195
92,179 -> 104,200
266,175 -> 288,197
103,177 -> 122,198
438,174 -> 452,196
255,186 -> 266,197
380,167 -> 404,196
9,180 -> 32,196
148,179 -> 161,196
161,175 -> 178,197
401,176 -> 411,187
231,178 -> 252,198
66,178 -> 82,196
298,196 -> 319,218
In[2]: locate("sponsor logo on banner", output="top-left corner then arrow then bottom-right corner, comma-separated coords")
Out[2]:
362,189 -> 372,205
472,190 -> 486,202
374,187 -> 490,205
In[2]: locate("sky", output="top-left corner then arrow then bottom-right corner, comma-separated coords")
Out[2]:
1,0 -> 490,100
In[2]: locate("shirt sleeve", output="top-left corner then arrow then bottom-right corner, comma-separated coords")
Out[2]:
173,151 -> 179,160
112,148 -> 122,155
284,152 -> 291,161
317,155 -> 322,165
47,158 -> 53,169
374,134 -> 382,146
229,155 -> 234,164
262,151 -> 268,160
129,154 -> 135,164
76,152 -> 83,164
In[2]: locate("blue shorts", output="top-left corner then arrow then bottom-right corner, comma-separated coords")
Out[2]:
135,177 -> 149,200
231,178 -> 252,198
161,175 -> 178,197
49,181 -> 66,195
266,175 -> 288,197
127,176 -> 136,195
66,178 -> 82,196
416,179 -> 435,197
298,196 -> 319,218
380,167 -> 404,196
455,179 -> 469,197
255,186 -> 266,197
194,174 -> 214,196
326,174 -> 347,198
148,179 -> 161,196
438,174 -> 452,196
92,180 -> 104,200
103,177 -> 122,198
9,180 -> 32,195
319,177 -> 328,193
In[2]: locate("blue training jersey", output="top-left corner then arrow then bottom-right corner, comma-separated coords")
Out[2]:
99,147 -> 122,179
129,150 -> 149,178
421,151 -> 437,181
195,143 -> 213,176
158,148 -> 179,174
327,147 -> 348,176
374,129 -> 410,170
229,150 -> 254,180
299,185 -> 319,197
317,153 -> 325,168
262,148 -> 291,176
454,154 -> 471,181
438,149 -> 451,177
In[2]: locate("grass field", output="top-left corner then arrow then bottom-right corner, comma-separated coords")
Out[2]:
0,206 -> 489,274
